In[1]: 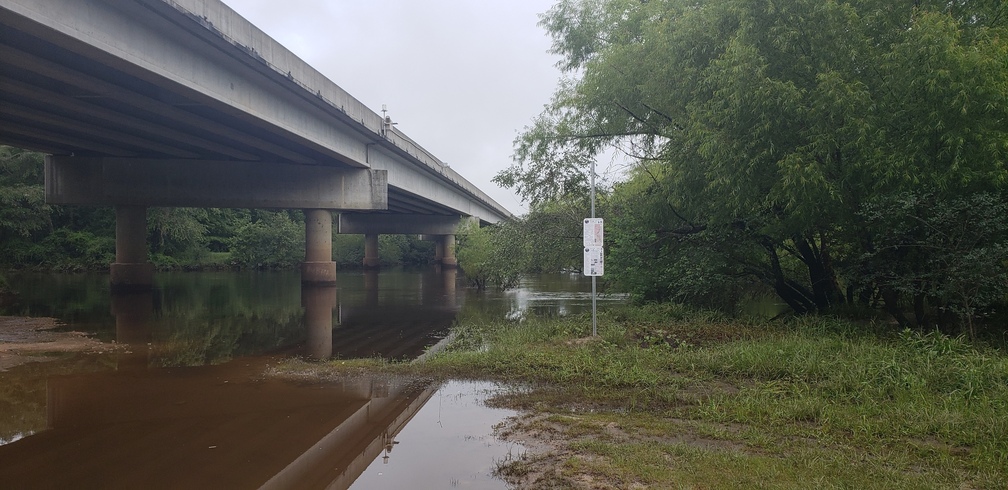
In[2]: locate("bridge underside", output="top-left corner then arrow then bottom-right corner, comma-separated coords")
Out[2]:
2,0 -> 513,287
0,0 -> 509,219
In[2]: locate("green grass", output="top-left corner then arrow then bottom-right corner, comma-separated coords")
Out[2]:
278,304 -> 1008,489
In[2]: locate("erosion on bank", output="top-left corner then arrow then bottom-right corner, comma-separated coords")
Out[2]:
274,305 -> 1008,489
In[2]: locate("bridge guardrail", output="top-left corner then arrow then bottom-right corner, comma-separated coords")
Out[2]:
163,0 -> 510,219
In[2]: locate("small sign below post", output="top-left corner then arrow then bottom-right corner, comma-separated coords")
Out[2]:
583,246 -> 604,276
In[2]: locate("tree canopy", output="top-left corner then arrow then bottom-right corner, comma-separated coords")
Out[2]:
499,0 -> 1008,330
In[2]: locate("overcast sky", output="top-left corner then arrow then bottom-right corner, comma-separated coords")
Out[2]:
225,0 -> 564,215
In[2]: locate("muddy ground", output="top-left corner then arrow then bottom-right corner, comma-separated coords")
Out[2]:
0,316 -> 114,371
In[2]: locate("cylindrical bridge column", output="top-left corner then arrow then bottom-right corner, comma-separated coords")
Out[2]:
434,239 -> 444,263
441,234 -> 458,268
302,285 -> 337,359
363,234 -> 380,269
110,206 -> 154,291
302,209 -> 337,284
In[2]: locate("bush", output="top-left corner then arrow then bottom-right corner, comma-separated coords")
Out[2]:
229,211 -> 304,268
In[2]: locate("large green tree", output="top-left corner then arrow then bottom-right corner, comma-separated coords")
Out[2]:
500,0 -> 1008,325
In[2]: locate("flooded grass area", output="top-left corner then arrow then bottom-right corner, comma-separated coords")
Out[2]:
420,307 -> 1008,489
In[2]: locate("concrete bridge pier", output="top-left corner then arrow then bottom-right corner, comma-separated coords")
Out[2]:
440,234 -> 458,268
340,214 -> 467,269
432,238 -> 444,263
302,284 -> 337,359
110,206 -> 154,291
363,234 -> 380,269
110,289 -> 154,369
423,234 -> 459,268
302,209 -> 337,285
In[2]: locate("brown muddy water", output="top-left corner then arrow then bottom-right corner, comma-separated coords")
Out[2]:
0,268 -> 622,489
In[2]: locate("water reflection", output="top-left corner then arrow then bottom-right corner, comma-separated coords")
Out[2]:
467,273 -> 629,320
1,268 -> 473,366
334,268 -> 461,360
1,269 -> 620,367
302,285 -> 338,359
0,356 -> 444,489
0,269 -> 611,488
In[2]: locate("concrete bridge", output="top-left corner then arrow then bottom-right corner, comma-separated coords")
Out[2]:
0,0 -> 512,288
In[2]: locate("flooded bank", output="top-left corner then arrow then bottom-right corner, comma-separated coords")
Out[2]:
0,268 -> 611,488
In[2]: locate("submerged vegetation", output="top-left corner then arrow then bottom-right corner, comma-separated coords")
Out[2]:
278,306 -> 1008,489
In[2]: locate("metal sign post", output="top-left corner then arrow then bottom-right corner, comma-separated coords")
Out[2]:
583,158 -> 601,336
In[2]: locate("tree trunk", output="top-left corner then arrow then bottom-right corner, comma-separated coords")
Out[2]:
763,239 -> 816,314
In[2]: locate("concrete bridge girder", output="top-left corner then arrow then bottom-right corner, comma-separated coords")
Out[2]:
45,156 -> 389,289
45,156 -> 387,210
340,214 -> 474,268
337,213 -> 469,236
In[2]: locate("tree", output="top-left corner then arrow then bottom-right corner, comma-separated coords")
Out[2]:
229,210 -> 305,268
0,147 -> 49,248
500,0 -> 1008,327
456,221 -> 524,290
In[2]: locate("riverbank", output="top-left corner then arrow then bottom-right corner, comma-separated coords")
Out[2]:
0,316 -> 117,371
274,304 -> 1008,489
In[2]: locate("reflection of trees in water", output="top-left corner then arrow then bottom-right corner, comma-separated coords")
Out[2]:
146,272 -> 307,367
150,313 -> 306,367
5,270 -> 606,366
0,272 -> 113,334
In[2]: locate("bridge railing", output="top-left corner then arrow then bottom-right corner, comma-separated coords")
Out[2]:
164,0 -> 510,219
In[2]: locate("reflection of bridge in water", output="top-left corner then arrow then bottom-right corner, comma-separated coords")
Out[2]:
0,359 -> 440,489
0,268 -> 464,488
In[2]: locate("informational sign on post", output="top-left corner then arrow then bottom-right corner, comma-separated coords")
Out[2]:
583,218 -> 604,248
583,218 -> 604,277
583,246 -> 604,276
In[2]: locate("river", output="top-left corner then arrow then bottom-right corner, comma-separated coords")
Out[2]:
0,268 -> 625,489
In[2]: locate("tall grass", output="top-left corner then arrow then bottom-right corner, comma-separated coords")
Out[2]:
427,304 -> 1008,488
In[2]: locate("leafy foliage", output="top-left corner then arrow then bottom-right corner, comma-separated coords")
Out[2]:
456,221 -> 524,290
229,210 -> 305,269
499,0 -> 1008,331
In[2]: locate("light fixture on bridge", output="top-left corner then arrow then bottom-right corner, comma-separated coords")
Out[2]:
381,104 -> 397,138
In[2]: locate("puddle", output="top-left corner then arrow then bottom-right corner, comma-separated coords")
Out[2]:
351,380 -> 522,489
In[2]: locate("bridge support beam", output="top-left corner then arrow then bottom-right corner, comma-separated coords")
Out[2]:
302,209 -> 337,285
433,238 -> 443,263
45,156 -> 388,210
340,214 -> 472,268
363,234 -> 380,269
441,234 -> 458,268
110,206 -> 154,291
422,234 -> 460,268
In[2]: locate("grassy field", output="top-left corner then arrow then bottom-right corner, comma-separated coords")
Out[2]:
278,304 -> 1008,489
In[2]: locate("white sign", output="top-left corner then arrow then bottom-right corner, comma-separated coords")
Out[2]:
584,246 -> 604,276
583,218 -> 603,247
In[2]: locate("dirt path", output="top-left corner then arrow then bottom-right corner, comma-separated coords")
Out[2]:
0,316 -> 114,371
